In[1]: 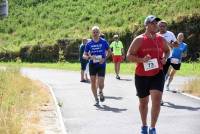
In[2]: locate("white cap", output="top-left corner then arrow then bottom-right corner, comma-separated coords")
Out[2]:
113,34 -> 119,38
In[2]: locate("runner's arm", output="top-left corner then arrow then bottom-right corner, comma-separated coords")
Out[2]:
106,48 -> 112,59
83,52 -> 92,60
126,37 -> 150,63
161,37 -> 170,64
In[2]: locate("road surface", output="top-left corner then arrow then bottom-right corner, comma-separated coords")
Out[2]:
21,68 -> 200,134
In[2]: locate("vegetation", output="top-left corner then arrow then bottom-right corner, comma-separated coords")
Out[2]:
0,62 -> 200,76
183,78 -> 200,97
0,0 -> 200,51
0,68 -> 49,133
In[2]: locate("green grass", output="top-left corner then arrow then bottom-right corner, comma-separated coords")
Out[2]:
0,0 -> 199,51
0,62 -> 200,76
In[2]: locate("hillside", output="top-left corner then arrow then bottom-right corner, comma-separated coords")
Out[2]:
0,0 -> 200,52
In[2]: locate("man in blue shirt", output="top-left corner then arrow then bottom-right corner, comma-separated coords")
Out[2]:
166,33 -> 188,89
83,26 -> 111,106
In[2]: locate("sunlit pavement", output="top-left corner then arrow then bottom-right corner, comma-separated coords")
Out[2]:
21,68 -> 200,134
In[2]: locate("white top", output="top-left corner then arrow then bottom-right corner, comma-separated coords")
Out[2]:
159,31 -> 176,43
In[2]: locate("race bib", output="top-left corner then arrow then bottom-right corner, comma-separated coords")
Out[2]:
93,55 -> 102,63
171,58 -> 179,64
143,58 -> 159,71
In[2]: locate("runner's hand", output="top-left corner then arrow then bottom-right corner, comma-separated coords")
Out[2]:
171,40 -> 179,48
142,54 -> 151,62
89,55 -> 95,60
161,57 -> 167,65
122,55 -> 125,60
99,58 -> 105,64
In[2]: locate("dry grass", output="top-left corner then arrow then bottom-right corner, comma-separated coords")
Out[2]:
0,68 -> 50,134
183,78 -> 200,97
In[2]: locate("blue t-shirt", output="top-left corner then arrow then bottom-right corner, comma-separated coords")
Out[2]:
171,42 -> 188,61
84,38 -> 109,66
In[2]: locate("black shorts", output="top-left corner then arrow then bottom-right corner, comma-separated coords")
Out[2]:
135,71 -> 165,98
163,58 -> 181,73
89,63 -> 106,77
170,63 -> 181,70
163,58 -> 171,75
81,62 -> 88,71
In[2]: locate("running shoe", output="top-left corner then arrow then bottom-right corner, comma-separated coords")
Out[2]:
99,91 -> 105,102
116,75 -> 120,80
94,98 -> 99,106
166,84 -> 170,91
160,100 -> 164,106
140,126 -> 148,134
149,128 -> 156,134
80,79 -> 86,82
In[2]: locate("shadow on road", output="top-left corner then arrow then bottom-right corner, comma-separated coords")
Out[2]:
118,78 -> 132,81
96,104 -> 127,113
163,102 -> 200,111
104,96 -> 123,100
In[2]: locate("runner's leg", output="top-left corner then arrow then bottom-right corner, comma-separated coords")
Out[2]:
167,69 -> 177,87
139,96 -> 149,126
150,90 -> 162,128
90,75 -> 98,99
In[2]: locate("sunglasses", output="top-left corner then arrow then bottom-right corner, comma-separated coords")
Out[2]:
93,31 -> 99,34
150,21 -> 158,25
159,25 -> 166,27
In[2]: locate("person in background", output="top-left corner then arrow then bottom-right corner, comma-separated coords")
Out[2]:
158,20 -> 179,105
100,33 -> 105,39
127,15 -> 170,134
110,34 -> 124,79
79,38 -> 90,82
165,32 -> 188,89
158,20 -> 179,76
83,26 -> 111,106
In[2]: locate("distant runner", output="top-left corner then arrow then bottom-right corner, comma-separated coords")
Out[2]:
158,20 -> 179,105
79,38 -> 90,82
83,26 -> 111,106
110,34 -> 124,79
165,33 -> 188,89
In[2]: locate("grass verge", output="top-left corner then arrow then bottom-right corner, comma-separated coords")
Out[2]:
0,68 -> 49,134
183,78 -> 200,97
0,62 -> 200,76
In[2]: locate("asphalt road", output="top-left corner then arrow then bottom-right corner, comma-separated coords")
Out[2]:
21,68 -> 200,134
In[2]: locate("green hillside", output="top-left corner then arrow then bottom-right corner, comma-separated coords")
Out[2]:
0,0 -> 200,51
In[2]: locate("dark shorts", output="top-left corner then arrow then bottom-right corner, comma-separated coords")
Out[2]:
135,71 -> 165,98
163,58 -> 171,75
81,62 -> 88,71
163,58 -> 181,74
89,63 -> 106,77
170,63 -> 181,70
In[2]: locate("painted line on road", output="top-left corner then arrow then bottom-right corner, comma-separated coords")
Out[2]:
181,92 -> 200,101
45,83 -> 68,134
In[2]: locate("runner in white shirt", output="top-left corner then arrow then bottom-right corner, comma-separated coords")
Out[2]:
158,20 -> 179,75
158,20 -> 178,106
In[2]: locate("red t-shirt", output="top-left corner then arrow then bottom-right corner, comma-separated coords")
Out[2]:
135,34 -> 164,76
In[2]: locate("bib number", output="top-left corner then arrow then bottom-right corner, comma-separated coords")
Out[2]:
143,58 -> 159,71
171,58 -> 179,64
93,55 -> 102,63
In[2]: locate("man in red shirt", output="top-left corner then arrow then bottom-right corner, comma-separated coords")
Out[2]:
127,15 -> 170,134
